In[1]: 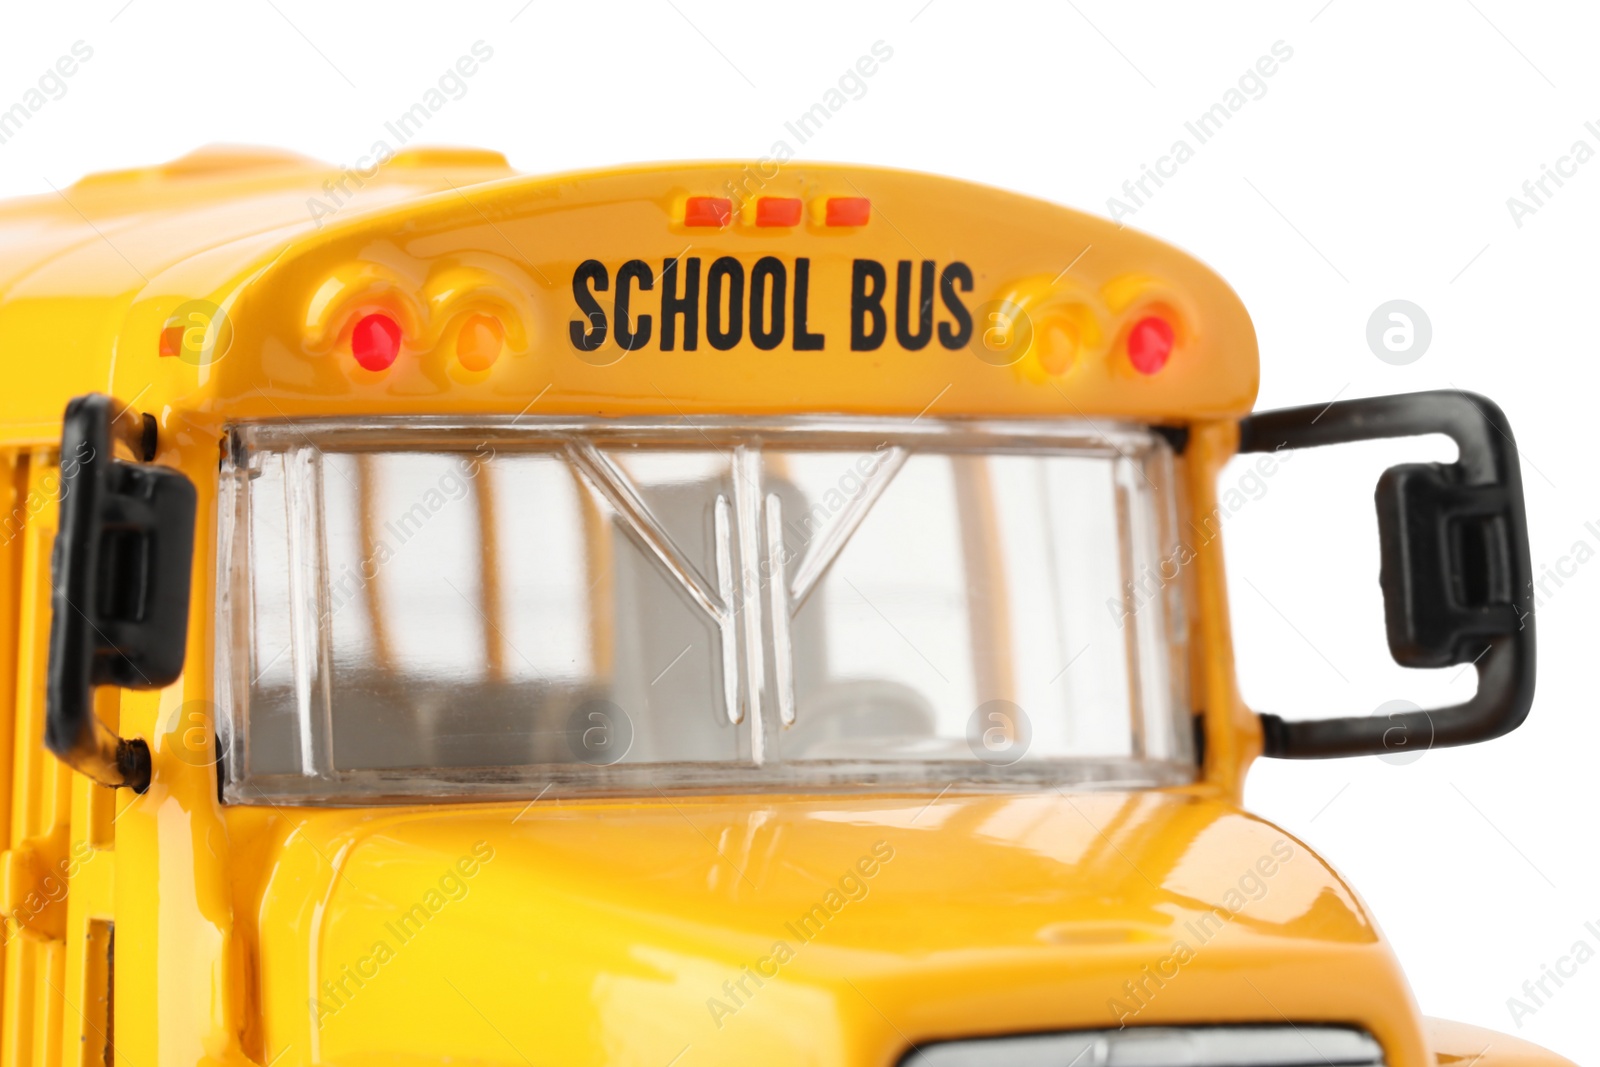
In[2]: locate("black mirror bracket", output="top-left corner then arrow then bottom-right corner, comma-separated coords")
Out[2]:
1237,390 -> 1535,759
45,394 -> 197,792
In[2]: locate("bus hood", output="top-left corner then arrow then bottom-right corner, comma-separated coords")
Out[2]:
250,791 -> 1430,1066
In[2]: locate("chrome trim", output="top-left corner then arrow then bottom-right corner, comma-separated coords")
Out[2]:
226,414 -> 1158,455
900,1026 -> 1385,1067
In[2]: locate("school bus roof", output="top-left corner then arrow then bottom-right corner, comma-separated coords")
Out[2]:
0,147 -> 1258,445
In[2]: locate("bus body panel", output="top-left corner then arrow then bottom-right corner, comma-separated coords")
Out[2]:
233,790 -> 1427,1066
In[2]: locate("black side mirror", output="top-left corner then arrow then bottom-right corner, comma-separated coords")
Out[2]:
45,393 -> 197,791
1236,389 -> 1534,759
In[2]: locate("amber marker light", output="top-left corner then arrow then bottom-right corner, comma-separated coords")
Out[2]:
457,313 -> 505,371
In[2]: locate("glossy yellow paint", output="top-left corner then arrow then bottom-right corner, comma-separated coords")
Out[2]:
0,149 -> 1258,444
256,793 -> 1400,1066
1425,1019 -> 1573,1067
0,149 -> 1573,1067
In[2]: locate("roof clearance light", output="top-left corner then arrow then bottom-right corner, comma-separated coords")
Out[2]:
456,313 -> 504,371
756,197 -> 802,227
351,312 -> 402,371
685,197 -> 733,228
825,197 -> 871,226
1127,315 -> 1174,375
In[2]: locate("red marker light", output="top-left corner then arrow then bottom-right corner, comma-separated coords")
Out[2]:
825,197 -> 871,226
685,197 -> 732,228
159,325 -> 184,358
351,313 -> 402,371
1127,316 -> 1174,375
756,197 -> 802,227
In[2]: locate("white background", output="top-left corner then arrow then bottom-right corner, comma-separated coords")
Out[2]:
3,1 -> 1597,1062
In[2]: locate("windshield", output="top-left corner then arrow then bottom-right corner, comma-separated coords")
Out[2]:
216,417 -> 1192,802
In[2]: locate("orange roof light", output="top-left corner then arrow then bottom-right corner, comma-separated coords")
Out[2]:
684,197 -> 733,228
756,197 -> 803,227
825,197 -> 871,226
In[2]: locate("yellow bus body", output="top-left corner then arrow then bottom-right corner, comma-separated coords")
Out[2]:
0,147 -> 1570,1067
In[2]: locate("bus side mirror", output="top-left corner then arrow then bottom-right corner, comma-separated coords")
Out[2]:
1235,389 -> 1534,759
45,393 -> 197,792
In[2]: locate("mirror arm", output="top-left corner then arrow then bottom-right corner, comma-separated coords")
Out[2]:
45,393 -> 196,792
1237,390 -> 1535,760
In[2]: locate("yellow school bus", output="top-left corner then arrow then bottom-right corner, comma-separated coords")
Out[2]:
0,145 -> 1568,1067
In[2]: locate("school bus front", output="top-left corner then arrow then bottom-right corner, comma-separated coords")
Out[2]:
0,150 -> 1569,1067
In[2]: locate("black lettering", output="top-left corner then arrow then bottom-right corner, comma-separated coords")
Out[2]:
792,257 -> 825,351
660,256 -> 700,351
707,257 -> 745,350
938,262 -> 974,349
851,259 -> 887,351
570,259 -> 608,352
614,259 -> 654,351
749,257 -> 786,351
895,259 -> 935,350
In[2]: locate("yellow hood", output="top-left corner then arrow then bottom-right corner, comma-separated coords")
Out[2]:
248,790 -> 1429,1066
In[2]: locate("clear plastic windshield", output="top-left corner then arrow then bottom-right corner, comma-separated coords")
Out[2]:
216,418 -> 1193,803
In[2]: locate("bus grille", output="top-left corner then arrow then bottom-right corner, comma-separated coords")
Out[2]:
900,1025 -> 1385,1067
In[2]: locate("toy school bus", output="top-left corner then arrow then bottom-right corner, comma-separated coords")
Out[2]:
0,146 -> 1568,1067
